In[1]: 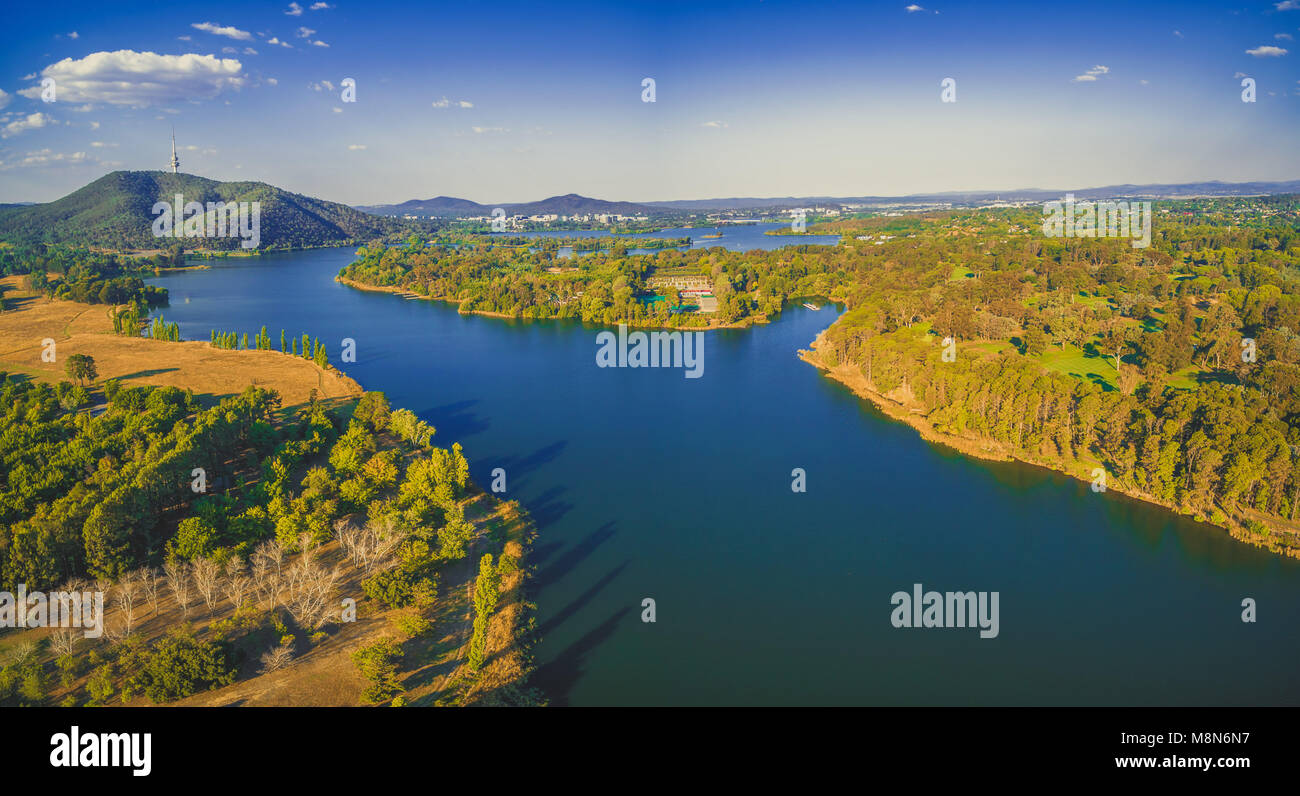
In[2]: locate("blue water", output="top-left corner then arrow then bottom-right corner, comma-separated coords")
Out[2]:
150,247 -> 1300,706
499,222 -> 839,252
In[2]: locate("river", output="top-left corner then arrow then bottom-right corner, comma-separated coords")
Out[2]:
148,246 -> 1300,706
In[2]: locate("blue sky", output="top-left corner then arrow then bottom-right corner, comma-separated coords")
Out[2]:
0,0 -> 1297,204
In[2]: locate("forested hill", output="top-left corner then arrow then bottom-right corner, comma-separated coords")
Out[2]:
0,171 -> 423,250
357,193 -> 662,218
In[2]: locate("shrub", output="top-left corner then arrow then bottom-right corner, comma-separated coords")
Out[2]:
352,639 -> 404,705
127,631 -> 238,704
391,612 -> 432,638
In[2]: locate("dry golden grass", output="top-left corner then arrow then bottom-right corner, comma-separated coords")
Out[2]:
0,275 -> 360,406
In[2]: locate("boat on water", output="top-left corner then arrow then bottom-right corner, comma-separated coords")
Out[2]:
802,302 -> 821,310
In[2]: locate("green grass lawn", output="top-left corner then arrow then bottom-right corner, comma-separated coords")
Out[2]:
1035,343 -> 1118,389
1167,366 -> 1201,390
949,265 -> 975,282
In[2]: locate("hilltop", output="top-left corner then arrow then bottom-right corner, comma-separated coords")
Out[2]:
0,171 -> 424,251
358,192 -> 663,218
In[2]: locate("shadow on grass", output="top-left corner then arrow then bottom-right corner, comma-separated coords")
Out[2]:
116,367 -> 181,380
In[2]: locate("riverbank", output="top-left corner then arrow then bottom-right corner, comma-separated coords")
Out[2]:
799,328 -> 1300,561
0,275 -> 360,406
0,278 -> 541,706
335,275 -> 763,331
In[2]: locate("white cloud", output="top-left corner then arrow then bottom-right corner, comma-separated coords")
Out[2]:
1234,71 -> 1249,78
285,2 -> 303,15
68,32 -> 79,40
266,77 -> 278,86
1072,64 -> 1109,82
1275,1 -> 1299,10
296,27 -> 316,38
1277,33 -> 1294,40
471,126 -> 507,134
18,50 -> 246,107
1173,30 -> 1183,38
332,106 -> 342,113
311,2 -> 334,8
1246,45 -> 1288,56
432,96 -> 474,109
267,37 -> 292,48
310,80 -> 335,91
2,112 -> 53,138
347,144 -> 366,150
0,89 -> 9,110
177,35 -> 192,41
311,40 -> 330,47
0,148 -> 92,169
191,22 -> 254,41
905,4 -> 924,11
702,120 -> 728,128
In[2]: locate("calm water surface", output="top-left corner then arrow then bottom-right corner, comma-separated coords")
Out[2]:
501,222 -> 839,254
150,247 -> 1300,706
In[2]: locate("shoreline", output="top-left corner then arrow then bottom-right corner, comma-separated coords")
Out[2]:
335,275 -> 764,331
798,329 -> 1300,561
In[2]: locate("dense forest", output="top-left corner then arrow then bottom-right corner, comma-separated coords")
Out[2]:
812,198 -> 1300,554
0,375 -> 533,705
339,233 -> 842,327
0,244 -> 172,307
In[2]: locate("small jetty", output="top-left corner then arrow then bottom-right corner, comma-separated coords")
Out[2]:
802,302 -> 821,311
702,232 -> 723,239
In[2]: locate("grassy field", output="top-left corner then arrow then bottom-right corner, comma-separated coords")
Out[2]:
1035,343 -> 1118,389
0,275 -> 360,406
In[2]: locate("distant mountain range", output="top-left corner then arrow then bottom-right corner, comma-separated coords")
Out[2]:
357,192 -> 662,218
0,171 -> 417,250
5,175 -> 1296,252
362,179 -> 1300,216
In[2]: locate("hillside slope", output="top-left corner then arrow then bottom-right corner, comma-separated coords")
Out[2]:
0,171 -> 421,250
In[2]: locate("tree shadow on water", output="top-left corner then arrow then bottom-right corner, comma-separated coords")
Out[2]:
539,560 -> 629,637
420,399 -> 490,440
532,607 -> 625,707
525,485 -> 573,532
494,440 -> 567,481
535,522 -> 616,589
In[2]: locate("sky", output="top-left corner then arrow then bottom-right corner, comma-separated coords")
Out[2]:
0,0 -> 1298,205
